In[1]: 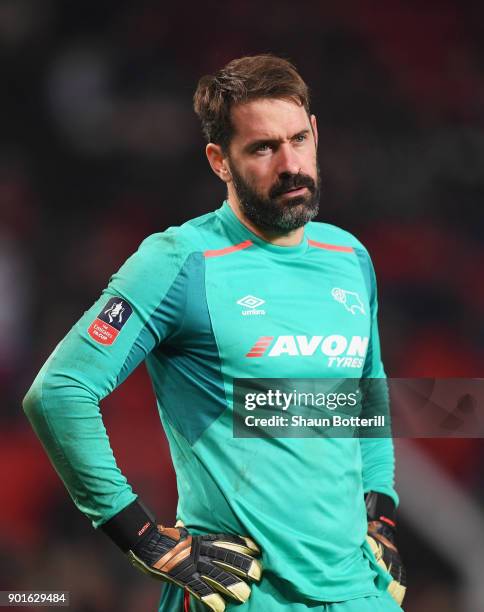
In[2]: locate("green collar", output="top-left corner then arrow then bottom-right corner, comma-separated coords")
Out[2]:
216,200 -> 309,258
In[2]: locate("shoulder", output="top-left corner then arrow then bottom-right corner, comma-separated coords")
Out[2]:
306,221 -> 370,256
107,214 -> 216,304
306,221 -> 377,297
137,209 -> 221,258
112,210 -> 221,290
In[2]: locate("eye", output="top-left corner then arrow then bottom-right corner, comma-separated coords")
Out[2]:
254,143 -> 272,154
293,133 -> 307,143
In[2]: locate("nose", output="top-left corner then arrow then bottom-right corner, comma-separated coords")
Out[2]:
275,142 -> 301,176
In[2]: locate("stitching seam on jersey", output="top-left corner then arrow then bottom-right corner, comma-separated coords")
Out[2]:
184,254 -> 230,447
192,255 -> 230,440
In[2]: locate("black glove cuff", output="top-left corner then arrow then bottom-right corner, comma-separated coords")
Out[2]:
100,499 -> 157,553
365,491 -> 396,525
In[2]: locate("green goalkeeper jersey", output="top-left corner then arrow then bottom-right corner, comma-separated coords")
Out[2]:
24,201 -> 397,603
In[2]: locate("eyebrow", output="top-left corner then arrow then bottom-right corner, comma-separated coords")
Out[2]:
244,129 -> 311,153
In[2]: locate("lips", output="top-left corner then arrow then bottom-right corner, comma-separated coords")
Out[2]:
269,175 -> 315,199
280,186 -> 308,196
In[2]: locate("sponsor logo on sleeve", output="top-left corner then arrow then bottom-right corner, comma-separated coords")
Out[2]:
88,297 -> 133,345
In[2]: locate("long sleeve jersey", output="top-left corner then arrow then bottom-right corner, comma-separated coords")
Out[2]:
24,201 -> 397,602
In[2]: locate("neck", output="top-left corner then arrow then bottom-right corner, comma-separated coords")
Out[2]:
227,196 -> 305,247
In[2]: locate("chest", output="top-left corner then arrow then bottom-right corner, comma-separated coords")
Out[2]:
203,249 -> 371,378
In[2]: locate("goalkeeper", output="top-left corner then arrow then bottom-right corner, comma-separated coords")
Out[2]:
24,54 -> 405,610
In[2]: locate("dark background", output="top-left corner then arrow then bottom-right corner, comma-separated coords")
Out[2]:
1,1 -> 483,610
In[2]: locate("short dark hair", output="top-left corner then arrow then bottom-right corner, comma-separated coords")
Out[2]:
193,54 -> 310,152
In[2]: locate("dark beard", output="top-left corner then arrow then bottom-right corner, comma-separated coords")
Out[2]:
229,161 -> 321,232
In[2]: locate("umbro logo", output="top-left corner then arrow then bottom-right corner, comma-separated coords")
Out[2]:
237,295 -> 266,316
238,295 -> 265,309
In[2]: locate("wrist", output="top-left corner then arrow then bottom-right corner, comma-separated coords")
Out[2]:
365,491 -> 396,527
100,499 -> 158,553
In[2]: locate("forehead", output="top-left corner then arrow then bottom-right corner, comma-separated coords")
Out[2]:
230,98 -> 310,143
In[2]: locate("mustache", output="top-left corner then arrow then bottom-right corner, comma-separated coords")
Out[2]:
269,173 -> 316,199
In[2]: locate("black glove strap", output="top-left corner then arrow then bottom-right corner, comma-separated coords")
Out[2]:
365,491 -> 396,525
100,499 -> 157,552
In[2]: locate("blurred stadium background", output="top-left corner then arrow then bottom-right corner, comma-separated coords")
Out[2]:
1,1 -> 483,610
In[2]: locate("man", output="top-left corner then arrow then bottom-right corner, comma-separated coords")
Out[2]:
24,55 -> 405,611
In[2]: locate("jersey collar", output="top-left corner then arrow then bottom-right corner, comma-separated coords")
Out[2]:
216,200 -> 309,258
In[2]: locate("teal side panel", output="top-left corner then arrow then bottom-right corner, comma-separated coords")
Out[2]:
146,252 -> 227,445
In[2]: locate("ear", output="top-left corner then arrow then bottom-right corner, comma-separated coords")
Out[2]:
206,143 -> 231,183
310,114 -> 318,150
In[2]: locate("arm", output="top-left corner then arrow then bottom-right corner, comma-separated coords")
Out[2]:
23,232 -> 186,526
358,250 -> 406,606
358,252 -> 398,506
23,231 -> 261,611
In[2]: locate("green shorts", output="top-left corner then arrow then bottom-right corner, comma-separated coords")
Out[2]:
158,577 -> 403,611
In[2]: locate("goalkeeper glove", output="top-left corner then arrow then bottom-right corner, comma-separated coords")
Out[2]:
101,499 -> 262,612
365,491 -> 407,606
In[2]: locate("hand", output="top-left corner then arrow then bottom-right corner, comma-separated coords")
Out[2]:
367,519 -> 406,606
129,522 -> 262,611
101,500 -> 262,611
365,491 -> 406,606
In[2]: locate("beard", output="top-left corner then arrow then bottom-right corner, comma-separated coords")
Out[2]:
228,160 -> 321,232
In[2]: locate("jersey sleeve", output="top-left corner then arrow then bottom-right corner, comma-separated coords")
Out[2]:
23,230 -> 191,527
357,250 -> 399,507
